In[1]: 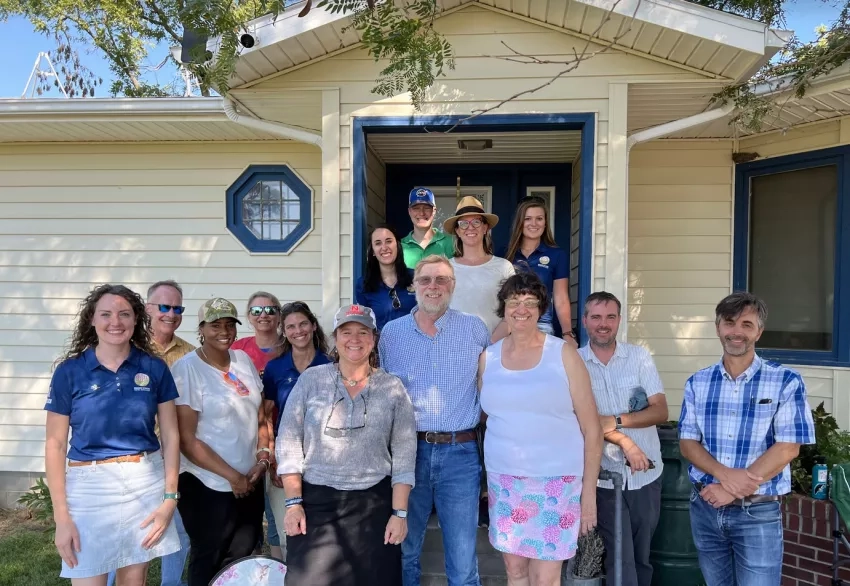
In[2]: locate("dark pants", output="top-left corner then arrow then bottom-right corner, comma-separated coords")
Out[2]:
286,477 -> 401,586
596,477 -> 662,586
177,472 -> 265,586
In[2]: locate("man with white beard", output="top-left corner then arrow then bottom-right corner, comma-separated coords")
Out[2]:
379,254 -> 490,586
679,292 -> 815,586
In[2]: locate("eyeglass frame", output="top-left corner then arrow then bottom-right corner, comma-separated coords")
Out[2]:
456,218 -> 485,230
389,288 -> 401,310
249,305 -> 280,316
505,299 -> 541,309
146,303 -> 186,315
414,275 -> 455,287
324,394 -> 368,436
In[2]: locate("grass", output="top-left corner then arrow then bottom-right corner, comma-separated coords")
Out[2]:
0,508 -> 163,586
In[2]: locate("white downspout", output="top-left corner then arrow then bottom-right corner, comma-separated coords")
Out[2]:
627,103 -> 735,151
222,96 -> 323,147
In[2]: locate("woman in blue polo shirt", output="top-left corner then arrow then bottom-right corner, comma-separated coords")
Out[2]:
262,301 -> 331,559
505,196 -> 575,344
44,284 -> 181,583
354,224 -> 417,330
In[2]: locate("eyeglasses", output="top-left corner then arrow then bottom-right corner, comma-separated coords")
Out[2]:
249,305 -> 280,316
224,371 -> 251,396
506,299 -> 540,309
324,395 -> 367,437
389,289 -> 401,310
457,219 -> 484,229
147,303 -> 185,315
415,276 -> 454,287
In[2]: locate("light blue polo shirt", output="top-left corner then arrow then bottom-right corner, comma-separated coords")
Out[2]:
45,346 -> 178,461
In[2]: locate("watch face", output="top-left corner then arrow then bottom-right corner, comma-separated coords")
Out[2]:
394,509 -> 408,518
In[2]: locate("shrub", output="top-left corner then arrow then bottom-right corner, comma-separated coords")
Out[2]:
16,477 -> 54,534
573,528 -> 604,578
791,402 -> 850,495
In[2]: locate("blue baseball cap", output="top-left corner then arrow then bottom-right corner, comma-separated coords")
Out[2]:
408,187 -> 435,208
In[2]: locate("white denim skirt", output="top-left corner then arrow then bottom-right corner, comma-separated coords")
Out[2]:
61,450 -> 180,579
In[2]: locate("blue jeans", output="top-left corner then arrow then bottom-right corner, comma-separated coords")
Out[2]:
402,439 -> 482,586
264,486 -> 280,547
689,489 -> 783,586
106,509 -> 190,586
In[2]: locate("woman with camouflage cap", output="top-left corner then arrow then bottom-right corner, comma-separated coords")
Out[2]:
171,298 -> 273,586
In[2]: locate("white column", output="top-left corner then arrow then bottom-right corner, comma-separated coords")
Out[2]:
606,83 -> 629,339
321,89 -> 341,335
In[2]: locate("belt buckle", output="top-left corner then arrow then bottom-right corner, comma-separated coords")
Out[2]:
424,431 -> 437,444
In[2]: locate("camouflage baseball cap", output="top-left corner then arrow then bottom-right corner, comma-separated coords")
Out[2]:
198,297 -> 242,325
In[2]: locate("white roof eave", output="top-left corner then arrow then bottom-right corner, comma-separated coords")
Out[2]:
0,97 -> 227,118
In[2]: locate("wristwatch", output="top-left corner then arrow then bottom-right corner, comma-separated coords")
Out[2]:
392,509 -> 408,519
614,416 -> 623,430
163,492 -> 180,502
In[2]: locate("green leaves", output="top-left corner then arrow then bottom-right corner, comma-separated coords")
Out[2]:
790,402 -> 850,495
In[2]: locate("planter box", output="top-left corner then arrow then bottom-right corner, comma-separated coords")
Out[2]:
782,493 -> 847,585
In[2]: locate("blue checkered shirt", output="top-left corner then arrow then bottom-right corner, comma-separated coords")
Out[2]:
678,354 -> 815,496
378,308 -> 490,432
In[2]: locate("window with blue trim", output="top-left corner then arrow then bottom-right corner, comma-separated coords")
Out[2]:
225,165 -> 313,253
734,145 -> 850,367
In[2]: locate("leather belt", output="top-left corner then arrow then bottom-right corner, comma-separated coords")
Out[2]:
693,482 -> 783,507
418,430 -> 477,444
68,451 -> 152,467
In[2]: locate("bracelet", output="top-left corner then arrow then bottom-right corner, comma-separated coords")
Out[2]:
285,497 -> 304,508
257,459 -> 270,469
256,447 -> 272,456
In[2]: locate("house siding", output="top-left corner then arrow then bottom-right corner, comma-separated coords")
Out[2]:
629,129 -> 850,426
243,5 -> 705,301
0,141 -> 323,478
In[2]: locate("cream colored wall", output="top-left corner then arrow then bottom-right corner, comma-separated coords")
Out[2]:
0,141 -> 323,474
366,145 -> 387,233
628,126 -> 850,427
244,4 -> 705,302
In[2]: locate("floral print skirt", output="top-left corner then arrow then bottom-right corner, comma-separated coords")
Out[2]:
487,473 -> 583,561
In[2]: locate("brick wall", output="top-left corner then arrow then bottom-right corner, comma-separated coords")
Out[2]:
783,494 -> 848,585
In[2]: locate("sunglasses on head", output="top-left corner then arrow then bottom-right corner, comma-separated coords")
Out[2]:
249,305 -> 280,316
148,303 -> 185,315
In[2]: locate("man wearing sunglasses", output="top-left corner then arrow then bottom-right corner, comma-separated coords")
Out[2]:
145,280 -> 195,368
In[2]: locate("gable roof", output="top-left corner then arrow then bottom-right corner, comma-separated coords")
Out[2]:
222,0 -> 788,88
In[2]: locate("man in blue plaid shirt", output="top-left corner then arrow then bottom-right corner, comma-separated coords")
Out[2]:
679,292 -> 815,586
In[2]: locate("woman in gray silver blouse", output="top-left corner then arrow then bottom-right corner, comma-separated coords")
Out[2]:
275,304 -> 417,586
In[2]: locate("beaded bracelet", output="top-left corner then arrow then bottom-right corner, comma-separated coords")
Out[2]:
285,497 -> 304,508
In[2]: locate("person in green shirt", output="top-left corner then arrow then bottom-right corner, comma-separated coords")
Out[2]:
400,187 -> 455,269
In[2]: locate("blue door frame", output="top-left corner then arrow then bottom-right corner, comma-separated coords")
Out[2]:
351,113 -> 596,344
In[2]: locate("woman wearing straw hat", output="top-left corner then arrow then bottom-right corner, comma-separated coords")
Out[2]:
444,196 -> 515,341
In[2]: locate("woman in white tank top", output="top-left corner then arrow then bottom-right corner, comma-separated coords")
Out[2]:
479,272 -> 603,585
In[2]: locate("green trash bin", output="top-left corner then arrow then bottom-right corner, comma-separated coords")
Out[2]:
650,424 -> 704,586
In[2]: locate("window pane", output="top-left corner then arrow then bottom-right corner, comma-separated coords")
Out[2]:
240,179 -> 302,241
750,165 -> 836,351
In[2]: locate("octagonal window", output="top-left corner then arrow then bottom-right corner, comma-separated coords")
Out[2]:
226,165 -> 313,253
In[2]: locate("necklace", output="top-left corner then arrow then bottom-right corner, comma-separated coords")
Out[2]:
337,365 -> 370,388
199,347 -> 230,372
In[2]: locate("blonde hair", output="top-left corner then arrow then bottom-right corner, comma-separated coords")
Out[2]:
245,290 -> 285,350
413,255 -> 455,280
505,200 -> 557,262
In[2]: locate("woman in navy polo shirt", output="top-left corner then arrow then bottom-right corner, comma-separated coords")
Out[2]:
505,196 -> 575,344
44,284 -> 181,584
261,301 -> 330,560
354,224 -> 416,330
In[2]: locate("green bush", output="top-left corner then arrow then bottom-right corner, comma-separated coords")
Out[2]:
791,402 -> 850,495
16,477 -> 54,534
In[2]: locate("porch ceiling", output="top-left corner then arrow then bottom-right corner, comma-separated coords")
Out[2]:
225,0 -> 786,89
367,130 -> 581,163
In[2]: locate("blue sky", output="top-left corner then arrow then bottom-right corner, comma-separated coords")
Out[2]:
0,1 -> 841,98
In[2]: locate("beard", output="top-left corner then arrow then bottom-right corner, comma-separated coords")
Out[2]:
416,291 -> 450,315
722,336 -> 752,356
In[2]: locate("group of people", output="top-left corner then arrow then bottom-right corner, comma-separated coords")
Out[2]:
43,187 -> 816,586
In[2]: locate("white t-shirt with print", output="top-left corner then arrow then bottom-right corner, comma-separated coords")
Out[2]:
450,256 -> 516,334
171,349 -> 263,492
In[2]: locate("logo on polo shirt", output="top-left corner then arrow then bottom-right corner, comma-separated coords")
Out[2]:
539,256 -> 550,266
134,373 -> 151,392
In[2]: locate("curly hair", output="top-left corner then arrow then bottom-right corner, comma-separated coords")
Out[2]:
496,270 -> 550,318
62,284 -> 155,362
280,301 -> 329,356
